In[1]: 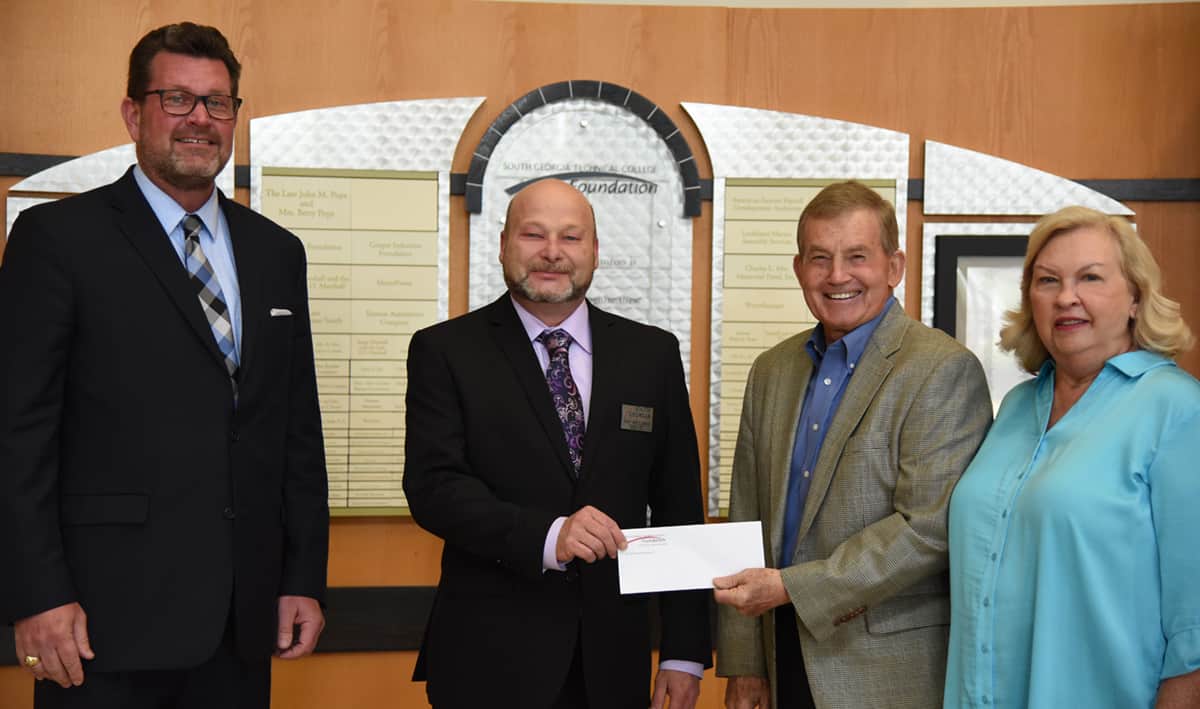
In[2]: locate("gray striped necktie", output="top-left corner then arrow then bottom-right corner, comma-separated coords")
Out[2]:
182,214 -> 239,391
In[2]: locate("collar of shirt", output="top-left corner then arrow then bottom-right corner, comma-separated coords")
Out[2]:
1037,348 -> 1170,381
133,165 -> 241,355
132,165 -> 221,240
1034,348 -> 1171,424
510,297 -> 593,356
805,296 -> 895,368
511,296 -> 593,425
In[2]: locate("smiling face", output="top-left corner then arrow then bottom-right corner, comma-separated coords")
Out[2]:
121,51 -> 235,210
795,208 -> 904,343
499,180 -> 599,325
1030,225 -> 1137,379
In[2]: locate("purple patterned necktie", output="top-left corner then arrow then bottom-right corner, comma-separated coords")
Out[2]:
537,329 -> 585,476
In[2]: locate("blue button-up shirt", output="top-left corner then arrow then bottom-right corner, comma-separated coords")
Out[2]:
779,298 -> 894,566
132,166 -> 242,357
945,350 -> 1200,708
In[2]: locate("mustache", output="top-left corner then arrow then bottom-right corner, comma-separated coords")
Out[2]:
172,129 -> 221,141
526,260 -> 572,273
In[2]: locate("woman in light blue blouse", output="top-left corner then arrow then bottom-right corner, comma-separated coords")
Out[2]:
944,206 -> 1199,708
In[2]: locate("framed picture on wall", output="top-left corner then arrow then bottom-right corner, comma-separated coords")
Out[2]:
933,234 -> 1032,412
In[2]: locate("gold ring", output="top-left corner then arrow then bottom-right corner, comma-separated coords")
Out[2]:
23,655 -> 40,668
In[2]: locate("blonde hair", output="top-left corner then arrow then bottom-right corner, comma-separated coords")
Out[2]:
999,206 -> 1194,373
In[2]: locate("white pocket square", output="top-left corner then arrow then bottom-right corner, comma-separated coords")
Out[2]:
270,308 -> 293,317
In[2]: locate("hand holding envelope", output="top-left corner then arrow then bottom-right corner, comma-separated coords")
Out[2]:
712,567 -> 790,617
617,521 -> 765,595
557,505 -> 626,564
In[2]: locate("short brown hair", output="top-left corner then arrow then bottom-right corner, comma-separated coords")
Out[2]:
796,180 -> 900,255
999,205 -> 1194,373
127,22 -> 241,99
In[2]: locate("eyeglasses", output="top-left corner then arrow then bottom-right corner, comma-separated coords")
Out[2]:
143,89 -> 243,120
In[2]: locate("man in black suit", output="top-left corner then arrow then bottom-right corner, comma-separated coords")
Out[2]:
0,22 -> 328,708
403,179 -> 711,708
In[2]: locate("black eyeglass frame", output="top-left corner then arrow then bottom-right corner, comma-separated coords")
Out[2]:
142,89 -> 244,120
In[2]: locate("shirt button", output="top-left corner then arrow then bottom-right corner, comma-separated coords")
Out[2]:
981,644 -> 989,654
823,377 -> 832,386
811,423 -> 819,431
982,696 -> 990,705
983,598 -> 990,607
1002,509 -> 1008,518
222,507 -> 235,520
990,553 -> 997,561
803,470 -> 810,478
848,362 -> 855,369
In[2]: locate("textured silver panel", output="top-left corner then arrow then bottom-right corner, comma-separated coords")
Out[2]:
4,196 -> 54,241
708,178 -> 728,516
250,98 -> 485,321
9,143 -> 235,198
924,140 -> 1133,216
683,102 -> 909,516
468,98 -> 694,369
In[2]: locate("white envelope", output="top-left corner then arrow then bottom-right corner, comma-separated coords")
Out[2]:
617,521 -> 765,594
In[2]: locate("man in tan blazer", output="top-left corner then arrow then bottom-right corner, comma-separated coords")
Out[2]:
713,181 -> 991,709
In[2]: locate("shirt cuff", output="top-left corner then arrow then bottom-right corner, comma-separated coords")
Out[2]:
542,516 -> 568,572
1163,624 -> 1200,679
660,660 -> 705,679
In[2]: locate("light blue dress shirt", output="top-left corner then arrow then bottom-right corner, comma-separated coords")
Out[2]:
945,350 -> 1200,708
132,166 -> 242,357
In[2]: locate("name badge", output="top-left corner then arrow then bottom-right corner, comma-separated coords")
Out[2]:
620,404 -> 654,433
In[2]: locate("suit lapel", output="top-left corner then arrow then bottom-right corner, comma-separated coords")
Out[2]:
580,303 -> 618,483
796,304 -> 907,543
107,169 -> 229,375
222,195 -> 262,378
766,335 -> 813,564
488,297 -> 577,480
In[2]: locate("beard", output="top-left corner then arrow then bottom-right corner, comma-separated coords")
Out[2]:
137,132 -> 229,192
503,259 -> 593,304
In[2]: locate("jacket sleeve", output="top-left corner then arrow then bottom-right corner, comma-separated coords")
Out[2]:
0,209 -> 78,622
716,358 -> 770,677
279,239 -> 330,602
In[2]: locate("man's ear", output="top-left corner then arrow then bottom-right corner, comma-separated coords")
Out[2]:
887,250 -> 906,289
120,97 -> 141,143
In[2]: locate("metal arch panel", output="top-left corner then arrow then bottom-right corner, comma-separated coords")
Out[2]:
465,81 -> 702,216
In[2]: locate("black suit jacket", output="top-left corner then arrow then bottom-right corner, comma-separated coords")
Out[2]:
403,295 -> 712,708
0,168 -> 328,671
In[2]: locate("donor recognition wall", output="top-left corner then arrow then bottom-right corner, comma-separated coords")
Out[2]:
2,91 -> 1154,521
248,97 -> 483,515
258,169 -> 439,511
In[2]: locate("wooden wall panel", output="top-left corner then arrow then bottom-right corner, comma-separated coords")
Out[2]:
2,2 -> 1197,707
269,650 -> 729,709
726,5 -> 1200,178
0,668 -> 31,707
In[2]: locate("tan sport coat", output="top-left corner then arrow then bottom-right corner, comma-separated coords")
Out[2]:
717,302 -> 991,709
